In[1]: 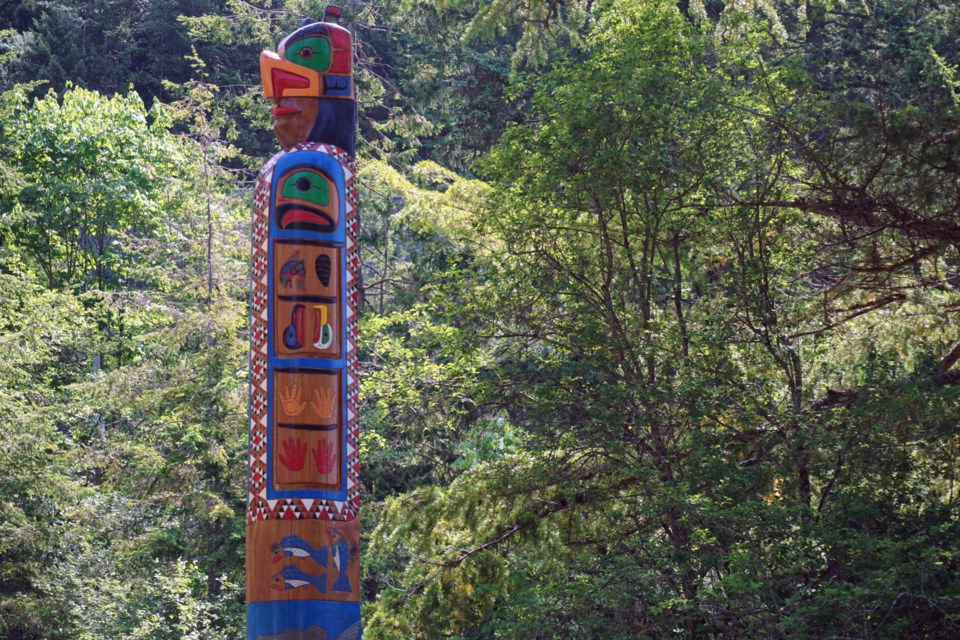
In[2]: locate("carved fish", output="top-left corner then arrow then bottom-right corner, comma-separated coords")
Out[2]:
270,564 -> 325,593
271,535 -> 328,567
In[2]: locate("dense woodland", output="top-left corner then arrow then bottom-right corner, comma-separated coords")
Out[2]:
0,0 -> 958,638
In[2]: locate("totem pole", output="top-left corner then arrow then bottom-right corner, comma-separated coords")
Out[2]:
247,6 -> 361,640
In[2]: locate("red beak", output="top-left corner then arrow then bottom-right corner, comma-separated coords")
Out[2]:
271,68 -> 310,97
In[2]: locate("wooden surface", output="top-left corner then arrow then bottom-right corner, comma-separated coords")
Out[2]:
247,518 -> 360,604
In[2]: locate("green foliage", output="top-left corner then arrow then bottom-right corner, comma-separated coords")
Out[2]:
0,75 -> 248,637
0,85 -> 179,290
362,1 -> 960,637
5,0 -> 222,102
0,270 -> 84,639
0,0 -> 959,638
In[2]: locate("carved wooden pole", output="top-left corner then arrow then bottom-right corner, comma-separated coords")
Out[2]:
247,6 -> 361,639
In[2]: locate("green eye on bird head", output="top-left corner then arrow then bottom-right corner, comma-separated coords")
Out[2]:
284,36 -> 332,72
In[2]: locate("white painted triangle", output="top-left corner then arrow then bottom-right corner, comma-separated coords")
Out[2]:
347,373 -> 355,387
346,442 -> 355,457
259,415 -> 268,427
346,271 -> 354,286
347,477 -> 355,490
346,305 -> 354,321
260,308 -> 268,321
343,166 -> 353,181
347,408 -> 355,421
259,342 -> 267,355
301,499 -> 314,511
259,452 -> 267,464
347,236 -> 354,250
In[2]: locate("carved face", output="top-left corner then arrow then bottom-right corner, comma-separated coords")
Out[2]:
260,20 -> 355,149
271,96 -> 320,148
267,30 -> 333,146
273,164 -> 339,233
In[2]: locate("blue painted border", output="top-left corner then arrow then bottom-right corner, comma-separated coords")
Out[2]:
266,149 -> 349,502
247,601 -> 361,640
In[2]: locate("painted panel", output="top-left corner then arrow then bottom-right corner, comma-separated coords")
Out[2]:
274,299 -> 342,359
247,518 -> 360,605
275,243 -> 340,299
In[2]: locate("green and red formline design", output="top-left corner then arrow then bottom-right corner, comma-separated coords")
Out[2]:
248,6 -> 361,640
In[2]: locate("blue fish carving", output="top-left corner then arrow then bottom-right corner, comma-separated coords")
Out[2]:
270,564 -> 326,593
271,535 -> 328,567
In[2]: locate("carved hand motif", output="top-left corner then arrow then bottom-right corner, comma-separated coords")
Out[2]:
279,384 -> 307,417
311,387 -> 336,419
312,440 -> 335,474
279,437 -> 308,471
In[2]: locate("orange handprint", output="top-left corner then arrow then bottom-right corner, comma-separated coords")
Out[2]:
312,440 -> 336,474
278,383 -> 307,417
311,387 -> 336,419
279,437 -> 308,471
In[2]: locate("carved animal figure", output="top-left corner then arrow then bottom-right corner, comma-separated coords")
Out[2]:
270,564 -> 325,593
327,528 -> 351,593
280,253 -> 306,289
271,535 -> 328,567
260,17 -> 356,152
275,167 -> 337,233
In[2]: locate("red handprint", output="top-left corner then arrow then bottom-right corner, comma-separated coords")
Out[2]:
312,440 -> 336,474
279,437 -> 308,471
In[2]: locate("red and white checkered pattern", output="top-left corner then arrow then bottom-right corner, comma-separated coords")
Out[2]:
248,143 -> 360,524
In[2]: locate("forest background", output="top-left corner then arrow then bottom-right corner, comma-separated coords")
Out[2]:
0,0 -> 958,638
